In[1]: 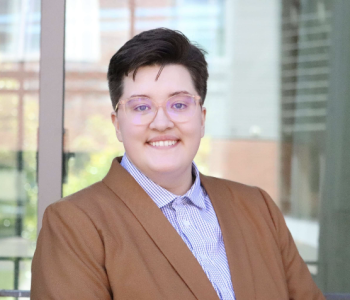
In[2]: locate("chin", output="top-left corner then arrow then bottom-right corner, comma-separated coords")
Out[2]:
146,158 -> 186,175
149,162 -> 179,174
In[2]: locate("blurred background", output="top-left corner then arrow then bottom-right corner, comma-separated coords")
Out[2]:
0,0 -> 349,297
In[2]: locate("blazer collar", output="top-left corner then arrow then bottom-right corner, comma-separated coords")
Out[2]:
102,157 -> 220,300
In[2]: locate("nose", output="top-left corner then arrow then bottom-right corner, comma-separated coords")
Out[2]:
149,107 -> 174,131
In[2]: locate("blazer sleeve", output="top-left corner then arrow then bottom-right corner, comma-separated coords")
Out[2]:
31,200 -> 112,300
258,188 -> 325,300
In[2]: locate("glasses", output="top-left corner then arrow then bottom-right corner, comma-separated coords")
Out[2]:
115,93 -> 202,125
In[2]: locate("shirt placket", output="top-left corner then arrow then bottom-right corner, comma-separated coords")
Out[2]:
172,197 -> 234,300
195,217 -> 235,300
172,197 -> 195,251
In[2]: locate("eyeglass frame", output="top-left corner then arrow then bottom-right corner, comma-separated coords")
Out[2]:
114,93 -> 203,124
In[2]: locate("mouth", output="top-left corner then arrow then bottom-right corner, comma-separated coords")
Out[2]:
147,140 -> 179,148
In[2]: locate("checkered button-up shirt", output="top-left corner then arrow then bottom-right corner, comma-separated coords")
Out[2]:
121,155 -> 235,300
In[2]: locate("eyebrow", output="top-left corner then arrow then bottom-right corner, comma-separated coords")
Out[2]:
129,90 -> 191,98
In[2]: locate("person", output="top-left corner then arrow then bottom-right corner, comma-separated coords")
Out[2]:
31,28 -> 325,300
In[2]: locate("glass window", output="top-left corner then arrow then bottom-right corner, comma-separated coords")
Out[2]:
63,0 -> 126,197
281,0 -> 350,292
0,0 -> 40,294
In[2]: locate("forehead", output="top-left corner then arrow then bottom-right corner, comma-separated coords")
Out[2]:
122,64 -> 196,98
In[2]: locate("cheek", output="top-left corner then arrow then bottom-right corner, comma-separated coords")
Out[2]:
181,120 -> 203,146
119,125 -> 146,149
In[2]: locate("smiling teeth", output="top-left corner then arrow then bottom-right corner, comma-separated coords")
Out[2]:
150,140 -> 177,147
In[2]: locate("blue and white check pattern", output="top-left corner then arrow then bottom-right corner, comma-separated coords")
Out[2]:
121,155 -> 236,300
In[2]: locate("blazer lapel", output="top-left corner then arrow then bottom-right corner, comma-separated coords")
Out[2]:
102,158 -> 220,300
200,174 -> 256,300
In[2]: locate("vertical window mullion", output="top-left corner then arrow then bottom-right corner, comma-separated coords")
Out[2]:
37,0 -> 66,232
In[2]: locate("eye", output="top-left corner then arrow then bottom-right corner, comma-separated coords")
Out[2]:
126,97 -> 153,112
135,105 -> 151,112
172,102 -> 188,110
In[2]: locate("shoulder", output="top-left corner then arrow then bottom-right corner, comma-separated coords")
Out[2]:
44,180 -> 122,228
201,173 -> 259,195
201,174 -> 284,229
37,183 -> 110,258
39,180 -> 125,257
200,174 -> 268,205
55,179 -> 116,206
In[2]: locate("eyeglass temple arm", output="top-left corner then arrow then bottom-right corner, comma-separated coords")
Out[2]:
114,100 -> 126,112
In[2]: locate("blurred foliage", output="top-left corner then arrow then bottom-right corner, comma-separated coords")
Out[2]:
0,150 -> 37,242
195,136 -> 211,175
0,94 -> 38,242
62,150 -> 123,197
0,264 -> 14,289
0,93 -> 38,290
63,112 -> 125,196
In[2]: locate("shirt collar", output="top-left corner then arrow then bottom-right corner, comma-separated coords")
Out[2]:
120,154 -> 206,210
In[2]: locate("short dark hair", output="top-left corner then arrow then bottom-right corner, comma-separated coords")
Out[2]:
107,28 -> 208,109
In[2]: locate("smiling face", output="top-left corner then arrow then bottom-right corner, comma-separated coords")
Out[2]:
111,64 -> 206,183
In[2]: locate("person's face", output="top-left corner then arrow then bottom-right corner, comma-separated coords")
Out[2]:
111,64 -> 206,178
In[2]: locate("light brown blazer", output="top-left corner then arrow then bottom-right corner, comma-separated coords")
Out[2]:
31,157 -> 325,300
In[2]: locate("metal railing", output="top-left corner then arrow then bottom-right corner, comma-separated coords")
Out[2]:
0,257 -> 32,290
0,256 -> 32,299
0,290 -> 350,299
0,290 -> 30,298
325,294 -> 350,300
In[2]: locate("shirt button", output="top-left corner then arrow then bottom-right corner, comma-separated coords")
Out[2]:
183,220 -> 191,227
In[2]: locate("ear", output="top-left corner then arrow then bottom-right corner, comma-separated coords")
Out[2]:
111,111 -> 123,142
200,106 -> 206,138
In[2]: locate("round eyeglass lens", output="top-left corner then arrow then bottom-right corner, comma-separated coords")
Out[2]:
125,97 -> 156,125
166,95 -> 196,122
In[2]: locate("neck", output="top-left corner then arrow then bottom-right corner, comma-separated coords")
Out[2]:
126,158 -> 194,196
149,166 -> 194,196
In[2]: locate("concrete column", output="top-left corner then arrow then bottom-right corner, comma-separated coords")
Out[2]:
317,0 -> 350,292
